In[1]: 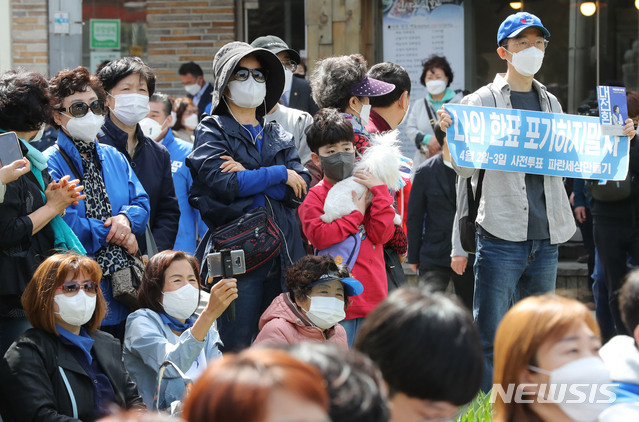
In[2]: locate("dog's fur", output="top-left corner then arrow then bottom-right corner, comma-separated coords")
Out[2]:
321,130 -> 403,224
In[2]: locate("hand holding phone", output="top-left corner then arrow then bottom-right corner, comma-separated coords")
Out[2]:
204,278 -> 238,321
0,158 -> 30,185
207,249 -> 246,321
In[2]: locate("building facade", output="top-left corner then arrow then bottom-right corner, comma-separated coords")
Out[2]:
2,0 -> 638,112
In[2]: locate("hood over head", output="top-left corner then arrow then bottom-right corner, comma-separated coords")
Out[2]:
210,41 -> 284,117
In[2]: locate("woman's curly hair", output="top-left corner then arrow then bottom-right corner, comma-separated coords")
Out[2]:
0,69 -> 51,132
310,54 -> 368,111
285,255 -> 351,303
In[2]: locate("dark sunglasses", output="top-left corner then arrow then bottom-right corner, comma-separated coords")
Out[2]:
57,281 -> 100,295
232,67 -> 267,83
60,100 -> 106,118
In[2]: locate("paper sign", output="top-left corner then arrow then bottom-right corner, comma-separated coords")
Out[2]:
597,85 -> 627,136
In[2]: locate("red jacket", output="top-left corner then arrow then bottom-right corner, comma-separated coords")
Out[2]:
253,293 -> 347,348
298,179 -> 395,319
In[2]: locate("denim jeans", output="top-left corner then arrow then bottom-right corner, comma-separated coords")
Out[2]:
474,235 -> 558,391
217,256 -> 282,352
341,317 -> 364,348
592,250 -> 616,342
593,224 -> 639,336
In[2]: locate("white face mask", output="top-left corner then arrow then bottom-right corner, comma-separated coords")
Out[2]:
182,113 -> 199,131
354,99 -> 371,126
184,83 -> 201,96
283,68 -> 293,94
54,290 -> 97,327
529,357 -> 613,422
170,111 -> 177,128
139,117 -> 165,141
304,296 -> 345,330
109,93 -> 150,126
426,80 -> 447,96
30,122 -> 46,143
162,283 -> 200,320
506,45 -> 545,77
64,112 -> 105,143
227,78 -> 267,109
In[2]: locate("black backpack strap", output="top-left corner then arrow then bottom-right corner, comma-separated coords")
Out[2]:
54,144 -> 82,181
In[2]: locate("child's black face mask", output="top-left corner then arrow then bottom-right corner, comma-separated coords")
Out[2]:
319,152 -> 355,181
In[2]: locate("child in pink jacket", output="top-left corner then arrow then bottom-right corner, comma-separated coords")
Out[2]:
252,255 -> 363,349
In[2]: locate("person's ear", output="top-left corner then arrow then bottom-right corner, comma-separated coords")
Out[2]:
53,112 -> 64,127
311,152 -> 322,168
518,367 -> 535,385
399,91 -> 410,110
165,113 -> 173,128
497,46 -> 508,60
633,325 -> 639,348
348,96 -> 361,112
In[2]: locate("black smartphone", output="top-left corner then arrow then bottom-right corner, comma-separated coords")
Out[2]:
0,132 -> 24,167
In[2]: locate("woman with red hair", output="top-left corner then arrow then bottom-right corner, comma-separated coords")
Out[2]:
183,348 -> 329,422
493,295 -> 612,422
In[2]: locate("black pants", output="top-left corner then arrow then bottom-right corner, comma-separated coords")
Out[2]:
419,261 -> 474,311
593,223 -> 639,336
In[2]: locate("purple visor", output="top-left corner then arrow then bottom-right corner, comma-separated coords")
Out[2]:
349,76 -> 395,97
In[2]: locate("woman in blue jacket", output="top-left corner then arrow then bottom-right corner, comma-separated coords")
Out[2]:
186,41 -> 311,351
45,66 -> 150,338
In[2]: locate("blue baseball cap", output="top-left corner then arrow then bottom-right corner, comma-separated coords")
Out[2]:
307,273 -> 364,297
497,12 -> 550,46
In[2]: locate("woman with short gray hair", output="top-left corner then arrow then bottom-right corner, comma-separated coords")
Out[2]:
309,54 -> 394,155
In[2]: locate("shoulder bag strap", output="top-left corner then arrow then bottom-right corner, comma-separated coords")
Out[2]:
424,98 -> 437,132
54,144 -> 82,182
467,169 -> 486,221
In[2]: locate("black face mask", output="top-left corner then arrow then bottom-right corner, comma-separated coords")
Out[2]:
319,151 -> 355,182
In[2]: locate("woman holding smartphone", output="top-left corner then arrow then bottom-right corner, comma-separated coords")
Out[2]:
123,250 -> 237,409
0,69 -> 85,357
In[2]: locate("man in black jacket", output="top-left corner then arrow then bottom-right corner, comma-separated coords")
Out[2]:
406,124 -> 473,310
179,61 -> 213,120
251,35 -> 319,116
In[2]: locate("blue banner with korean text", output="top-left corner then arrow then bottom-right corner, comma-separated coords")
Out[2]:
444,104 -> 630,180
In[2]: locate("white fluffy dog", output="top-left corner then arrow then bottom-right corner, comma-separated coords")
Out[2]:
321,130 -> 404,224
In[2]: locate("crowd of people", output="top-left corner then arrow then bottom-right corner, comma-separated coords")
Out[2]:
0,10 -> 638,422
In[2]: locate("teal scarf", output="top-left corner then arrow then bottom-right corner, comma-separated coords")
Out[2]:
20,139 -> 86,255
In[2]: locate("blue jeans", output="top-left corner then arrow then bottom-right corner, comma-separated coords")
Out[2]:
592,250 -> 616,341
0,315 -> 32,358
217,256 -> 282,352
474,235 -> 558,391
341,317 -> 364,348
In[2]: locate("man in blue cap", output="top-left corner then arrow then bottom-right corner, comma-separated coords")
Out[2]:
439,12 -> 574,391
439,11 -> 637,391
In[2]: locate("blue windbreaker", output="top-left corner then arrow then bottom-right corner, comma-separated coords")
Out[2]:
45,131 -> 150,326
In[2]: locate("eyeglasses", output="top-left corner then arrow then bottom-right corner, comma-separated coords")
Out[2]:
59,100 -> 106,118
507,39 -> 549,50
231,67 -> 267,83
281,60 -> 298,72
56,281 -> 100,296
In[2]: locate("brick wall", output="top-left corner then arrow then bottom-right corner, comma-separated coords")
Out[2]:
10,0 -> 49,76
147,0 -> 236,96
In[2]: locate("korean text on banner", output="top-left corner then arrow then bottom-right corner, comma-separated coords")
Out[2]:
444,103 -> 630,181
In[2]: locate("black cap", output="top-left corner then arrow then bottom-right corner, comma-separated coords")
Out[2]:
250,35 -> 301,65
